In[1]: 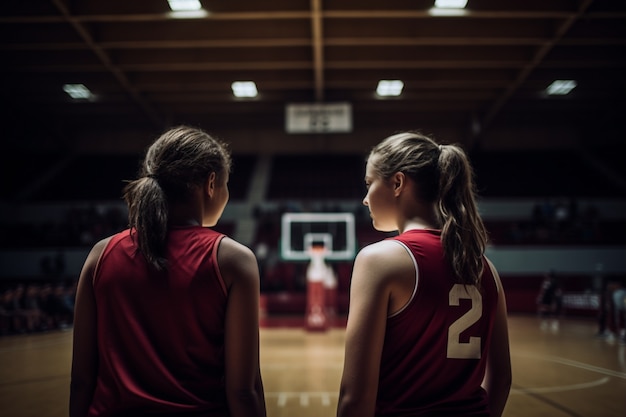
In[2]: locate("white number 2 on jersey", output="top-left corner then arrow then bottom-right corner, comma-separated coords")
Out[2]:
447,284 -> 482,359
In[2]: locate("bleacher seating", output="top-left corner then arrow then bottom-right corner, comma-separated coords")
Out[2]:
267,154 -> 366,200
30,154 -> 143,201
471,150 -> 625,198
12,153 -> 254,203
484,219 -> 626,246
228,154 -> 257,201
2,148 -> 625,318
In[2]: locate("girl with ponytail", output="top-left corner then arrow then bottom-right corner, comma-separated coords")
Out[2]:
71,126 -> 266,417
338,132 -> 511,417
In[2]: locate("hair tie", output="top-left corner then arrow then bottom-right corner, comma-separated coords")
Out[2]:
147,173 -> 158,180
438,144 -> 444,151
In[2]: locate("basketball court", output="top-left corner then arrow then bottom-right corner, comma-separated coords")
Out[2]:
0,314 -> 625,417
2,212 -> 624,416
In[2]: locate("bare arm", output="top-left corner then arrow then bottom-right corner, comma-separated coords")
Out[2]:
482,259 -> 512,417
69,237 -> 109,417
337,241 -> 410,417
218,237 -> 266,417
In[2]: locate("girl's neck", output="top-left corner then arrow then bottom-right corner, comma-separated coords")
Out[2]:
400,218 -> 439,233
169,218 -> 201,227
399,204 -> 440,233
168,201 -> 203,227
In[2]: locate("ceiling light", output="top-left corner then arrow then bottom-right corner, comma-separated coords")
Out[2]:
63,84 -> 94,100
167,0 -> 208,18
167,0 -> 202,11
546,80 -> 577,95
376,80 -> 404,97
231,81 -> 258,98
168,10 -> 208,18
434,0 -> 468,8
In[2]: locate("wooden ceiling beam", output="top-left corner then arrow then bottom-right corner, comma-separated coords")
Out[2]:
3,10 -> 624,23
310,0 -> 324,102
50,0 -> 164,129
5,36 -> 624,52
473,0 -> 597,142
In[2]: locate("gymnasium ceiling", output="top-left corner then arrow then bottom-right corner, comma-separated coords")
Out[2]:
1,0 -> 625,146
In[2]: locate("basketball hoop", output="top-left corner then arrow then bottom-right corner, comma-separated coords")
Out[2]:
308,244 -> 328,257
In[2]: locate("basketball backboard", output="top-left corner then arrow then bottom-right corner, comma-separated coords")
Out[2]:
281,212 -> 356,261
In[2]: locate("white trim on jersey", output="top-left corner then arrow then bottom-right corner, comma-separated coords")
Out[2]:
387,239 -> 419,318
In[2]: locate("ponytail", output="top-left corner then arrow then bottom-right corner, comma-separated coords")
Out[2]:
437,145 -> 487,286
123,126 -> 231,272
123,176 -> 169,271
369,132 -> 488,286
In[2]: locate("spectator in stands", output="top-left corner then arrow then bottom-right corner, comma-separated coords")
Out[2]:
0,288 -> 15,335
62,281 -> 77,322
10,284 -> 30,333
22,283 -> 43,332
45,283 -> 74,329
536,270 -> 563,331
338,132 -> 511,417
0,285 -> 29,334
38,283 -> 57,330
70,126 -> 266,417
612,282 -> 626,343
594,263 -> 613,339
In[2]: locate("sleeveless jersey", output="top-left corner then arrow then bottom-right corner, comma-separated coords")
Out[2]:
88,226 -> 228,417
376,229 -> 498,417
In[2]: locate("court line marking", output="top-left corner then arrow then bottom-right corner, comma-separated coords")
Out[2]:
266,392 -> 337,408
515,352 -> 626,380
261,363 -> 343,370
510,377 -> 609,394
512,384 -> 588,417
265,392 -> 339,397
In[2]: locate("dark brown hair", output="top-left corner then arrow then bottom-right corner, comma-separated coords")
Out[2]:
123,126 -> 231,271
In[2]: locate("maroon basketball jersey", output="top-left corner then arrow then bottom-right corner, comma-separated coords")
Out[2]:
88,226 -> 228,417
376,229 -> 498,416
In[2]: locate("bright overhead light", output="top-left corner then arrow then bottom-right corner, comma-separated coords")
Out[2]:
231,81 -> 258,98
434,0 -> 468,8
63,84 -> 94,100
429,7 -> 468,16
430,0 -> 468,15
376,80 -> 404,97
167,0 -> 207,18
546,80 -> 577,95
167,0 -> 202,11
168,10 -> 208,19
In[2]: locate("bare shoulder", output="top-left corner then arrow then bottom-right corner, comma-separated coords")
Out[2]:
217,236 -> 255,263
93,236 -> 112,252
353,239 -> 413,286
78,236 -> 113,289
86,236 -> 112,268
484,256 -> 503,293
217,237 -> 258,286
358,238 -> 407,258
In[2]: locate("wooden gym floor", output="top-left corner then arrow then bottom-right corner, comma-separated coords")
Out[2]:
1,314 -> 625,417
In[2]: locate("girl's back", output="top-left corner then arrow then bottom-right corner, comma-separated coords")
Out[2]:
90,226 -> 229,416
